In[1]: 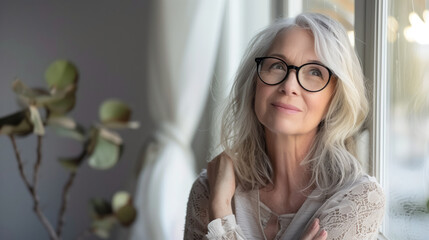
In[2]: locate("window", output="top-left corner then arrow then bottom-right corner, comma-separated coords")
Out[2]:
354,0 -> 429,238
281,0 -> 429,238
279,1 -> 429,238
302,0 -> 355,46
385,0 -> 429,238
276,0 -> 355,45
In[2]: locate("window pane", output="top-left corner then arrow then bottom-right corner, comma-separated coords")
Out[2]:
302,0 -> 355,46
386,0 -> 429,238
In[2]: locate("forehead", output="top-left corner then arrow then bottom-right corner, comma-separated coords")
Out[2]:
267,27 -> 318,63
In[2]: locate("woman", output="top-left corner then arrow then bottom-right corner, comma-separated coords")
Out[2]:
184,13 -> 385,240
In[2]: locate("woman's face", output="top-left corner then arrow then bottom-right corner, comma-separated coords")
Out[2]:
254,27 -> 336,138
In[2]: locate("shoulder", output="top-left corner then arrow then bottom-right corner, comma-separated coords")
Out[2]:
320,174 -> 385,207
188,169 -> 210,201
184,170 -> 212,237
341,174 -> 385,203
317,174 -> 385,239
185,170 -> 210,235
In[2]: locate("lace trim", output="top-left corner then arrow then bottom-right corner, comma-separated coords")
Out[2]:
318,181 -> 385,240
184,171 -> 210,239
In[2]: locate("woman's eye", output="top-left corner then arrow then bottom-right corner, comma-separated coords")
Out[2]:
270,63 -> 285,70
309,68 -> 322,77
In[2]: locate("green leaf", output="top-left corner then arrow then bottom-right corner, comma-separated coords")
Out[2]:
47,116 -> 76,128
58,157 -> 81,172
90,198 -> 113,218
12,80 -> 51,104
47,116 -> 86,141
98,128 -> 123,145
45,92 -> 76,116
29,105 -> 45,135
101,121 -> 140,130
52,125 -> 85,141
115,204 -> 137,227
0,109 -> 33,136
12,79 -> 77,110
12,79 -> 38,97
99,99 -> 131,124
89,199 -> 116,238
88,134 -> 121,170
112,191 -> 131,212
91,216 -> 116,239
45,60 -> 78,91
86,127 -> 99,155
57,145 -> 87,172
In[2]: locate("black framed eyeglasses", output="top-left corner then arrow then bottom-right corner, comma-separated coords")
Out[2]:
255,57 -> 333,92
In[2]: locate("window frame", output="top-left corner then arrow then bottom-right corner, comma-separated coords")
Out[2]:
355,0 -> 389,238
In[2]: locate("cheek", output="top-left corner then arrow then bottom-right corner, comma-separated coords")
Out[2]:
306,91 -> 334,120
320,83 -> 336,116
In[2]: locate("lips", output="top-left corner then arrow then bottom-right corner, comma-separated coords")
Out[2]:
272,102 -> 302,113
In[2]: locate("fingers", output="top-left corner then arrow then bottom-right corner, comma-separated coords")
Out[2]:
314,229 -> 327,240
301,219 -> 327,240
308,218 -> 321,238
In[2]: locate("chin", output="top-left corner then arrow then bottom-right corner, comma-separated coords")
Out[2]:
264,122 -> 302,136
263,119 -> 319,137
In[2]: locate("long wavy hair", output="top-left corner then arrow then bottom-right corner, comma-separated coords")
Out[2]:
220,12 -> 368,196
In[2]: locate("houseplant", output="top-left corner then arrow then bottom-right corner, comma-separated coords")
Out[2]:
0,60 -> 138,239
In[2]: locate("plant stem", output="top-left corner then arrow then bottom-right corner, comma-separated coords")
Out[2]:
10,136 -> 33,191
56,146 -> 88,237
9,135 -> 59,240
56,171 -> 77,237
33,135 -> 42,188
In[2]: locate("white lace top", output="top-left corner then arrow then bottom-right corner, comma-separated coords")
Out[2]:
184,170 -> 385,240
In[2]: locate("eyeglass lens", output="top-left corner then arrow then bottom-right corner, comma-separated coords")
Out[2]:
257,57 -> 330,92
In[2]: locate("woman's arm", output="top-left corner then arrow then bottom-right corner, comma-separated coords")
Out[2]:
205,153 -> 246,239
183,155 -> 245,240
207,153 -> 236,220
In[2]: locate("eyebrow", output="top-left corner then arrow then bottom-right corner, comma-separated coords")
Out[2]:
269,53 -> 325,65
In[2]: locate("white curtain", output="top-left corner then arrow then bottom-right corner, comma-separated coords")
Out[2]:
130,0 -> 226,239
209,0 -> 272,153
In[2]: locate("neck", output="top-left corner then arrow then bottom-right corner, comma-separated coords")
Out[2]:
264,129 -> 316,194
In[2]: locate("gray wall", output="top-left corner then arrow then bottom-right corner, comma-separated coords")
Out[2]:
0,1 -> 211,239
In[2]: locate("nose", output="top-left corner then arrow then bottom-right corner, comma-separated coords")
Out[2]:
279,68 -> 300,95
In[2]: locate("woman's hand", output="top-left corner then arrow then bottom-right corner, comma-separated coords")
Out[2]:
301,218 -> 327,240
207,152 -> 236,221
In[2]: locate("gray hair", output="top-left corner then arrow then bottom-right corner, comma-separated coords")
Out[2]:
220,12 -> 368,196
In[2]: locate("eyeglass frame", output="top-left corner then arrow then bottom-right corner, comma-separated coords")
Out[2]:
255,56 -> 334,92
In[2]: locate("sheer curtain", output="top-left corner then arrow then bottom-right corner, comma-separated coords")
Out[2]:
130,0 -> 272,239
129,0 -> 226,239
209,0 -> 272,154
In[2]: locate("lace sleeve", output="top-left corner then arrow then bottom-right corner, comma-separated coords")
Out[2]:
318,181 -> 385,240
206,215 -> 246,240
184,172 -> 211,239
184,172 -> 246,240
